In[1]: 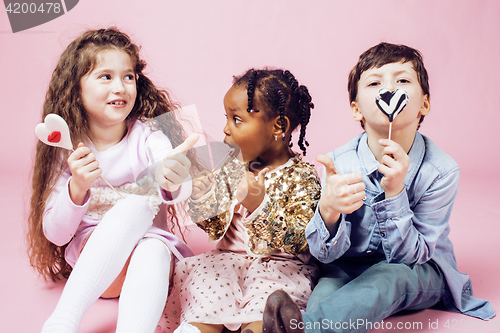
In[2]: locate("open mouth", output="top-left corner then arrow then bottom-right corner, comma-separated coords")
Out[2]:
108,100 -> 126,105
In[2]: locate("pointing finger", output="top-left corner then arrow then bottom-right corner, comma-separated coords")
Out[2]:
168,133 -> 200,157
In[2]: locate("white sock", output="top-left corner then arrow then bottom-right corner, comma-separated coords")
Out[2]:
173,322 -> 202,333
41,195 -> 154,333
116,238 -> 171,333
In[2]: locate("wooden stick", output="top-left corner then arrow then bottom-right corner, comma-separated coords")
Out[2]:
388,122 -> 393,141
98,175 -> 125,199
211,149 -> 234,173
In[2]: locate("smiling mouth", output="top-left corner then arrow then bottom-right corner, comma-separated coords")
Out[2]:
109,101 -> 126,105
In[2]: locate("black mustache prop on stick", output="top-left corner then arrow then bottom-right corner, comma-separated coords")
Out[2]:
375,89 -> 409,140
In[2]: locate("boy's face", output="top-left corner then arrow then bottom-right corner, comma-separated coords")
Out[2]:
351,61 -> 430,138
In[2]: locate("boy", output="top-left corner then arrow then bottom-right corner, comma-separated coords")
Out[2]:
263,42 -> 495,333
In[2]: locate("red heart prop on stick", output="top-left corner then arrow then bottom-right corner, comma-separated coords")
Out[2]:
35,113 -> 125,199
35,114 -> 73,150
47,131 -> 61,143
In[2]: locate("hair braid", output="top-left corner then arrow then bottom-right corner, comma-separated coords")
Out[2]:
246,69 -> 258,113
282,70 -> 313,155
277,89 -> 287,140
281,70 -> 299,148
297,85 -> 313,155
283,70 -> 299,93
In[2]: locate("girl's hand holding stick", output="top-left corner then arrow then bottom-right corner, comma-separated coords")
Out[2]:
36,113 -> 124,200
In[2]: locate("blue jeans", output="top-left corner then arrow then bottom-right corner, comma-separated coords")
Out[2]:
301,259 -> 447,333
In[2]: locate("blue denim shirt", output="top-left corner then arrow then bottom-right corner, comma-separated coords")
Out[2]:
306,132 -> 495,320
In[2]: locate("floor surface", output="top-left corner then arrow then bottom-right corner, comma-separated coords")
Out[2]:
1,169 -> 498,332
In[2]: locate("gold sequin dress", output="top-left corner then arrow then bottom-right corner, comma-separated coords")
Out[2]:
159,155 -> 321,332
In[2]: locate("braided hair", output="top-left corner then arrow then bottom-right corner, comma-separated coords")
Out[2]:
233,68 -> 314,155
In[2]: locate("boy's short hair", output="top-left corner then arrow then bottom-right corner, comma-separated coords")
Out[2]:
347,42 -> 430,127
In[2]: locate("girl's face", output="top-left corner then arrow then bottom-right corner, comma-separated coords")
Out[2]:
223,85 -> 275,163
80,49 -> 137,135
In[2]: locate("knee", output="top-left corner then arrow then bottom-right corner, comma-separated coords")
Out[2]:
107,194 -> 154,230
306,283 -> 331,312
121,194 -> 152,214
371,262 -> 413,277
135,238 -> 171,260
369,262 -> 418,293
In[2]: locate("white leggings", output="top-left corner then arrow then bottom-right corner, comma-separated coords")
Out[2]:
41,195 -> 171,333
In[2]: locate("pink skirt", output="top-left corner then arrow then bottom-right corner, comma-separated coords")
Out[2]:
158,249 -> 318,332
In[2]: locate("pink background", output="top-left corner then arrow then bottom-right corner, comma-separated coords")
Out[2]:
1,1 -> 499,332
